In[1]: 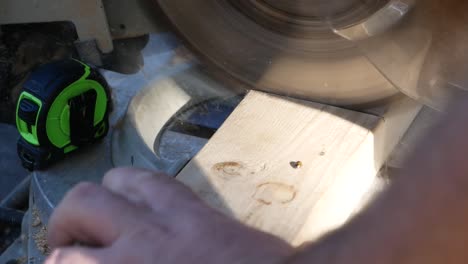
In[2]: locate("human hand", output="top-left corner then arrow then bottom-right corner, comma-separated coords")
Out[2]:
45,168 -> 293,264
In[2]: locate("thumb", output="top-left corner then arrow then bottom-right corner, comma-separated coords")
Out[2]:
45,247 -> 110,264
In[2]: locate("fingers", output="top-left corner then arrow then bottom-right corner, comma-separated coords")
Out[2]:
102,168 -> 158,207
47,182 -> 152,248
45,247 -> 109,264
102,167 -> 200,212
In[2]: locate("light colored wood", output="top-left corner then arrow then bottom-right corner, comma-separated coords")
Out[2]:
177,91 -> 421,245
111,68 -> 235,175
387,106 -> 442,168
373,96 -> 424,168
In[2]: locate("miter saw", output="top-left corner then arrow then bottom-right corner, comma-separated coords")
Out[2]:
155,0 -> 468,109
2,0 -> 468,263
2,0 -> 466,108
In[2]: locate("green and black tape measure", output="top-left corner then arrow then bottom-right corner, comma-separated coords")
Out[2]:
16,59 -> 111,171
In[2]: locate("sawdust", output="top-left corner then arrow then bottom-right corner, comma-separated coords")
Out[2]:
16,256 -> 27,264
32,207 -> 41,227
32,207 -> 51,255
33,226 -> 51,255
32,218 -> 41,227
170,46 -> 195,66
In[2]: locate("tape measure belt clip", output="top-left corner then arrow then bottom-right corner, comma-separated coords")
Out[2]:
69,89 -> 98,146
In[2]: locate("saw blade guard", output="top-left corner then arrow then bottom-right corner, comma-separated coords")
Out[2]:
156,0 -> 399,107
332,0 -> 468,111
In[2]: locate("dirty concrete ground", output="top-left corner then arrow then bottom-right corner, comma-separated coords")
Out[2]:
0,23 -> 76,124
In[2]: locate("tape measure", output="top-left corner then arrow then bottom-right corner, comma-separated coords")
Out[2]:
16,59 -> 111,171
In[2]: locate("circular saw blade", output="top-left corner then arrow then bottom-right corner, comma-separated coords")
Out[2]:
156,0 -> 398,107
334,0 -> 468,111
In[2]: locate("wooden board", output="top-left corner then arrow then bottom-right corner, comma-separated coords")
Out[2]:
177,91 -> 421,245
387,106 -> 442,168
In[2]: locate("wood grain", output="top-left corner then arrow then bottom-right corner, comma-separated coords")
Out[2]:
177,91 -> 420,245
